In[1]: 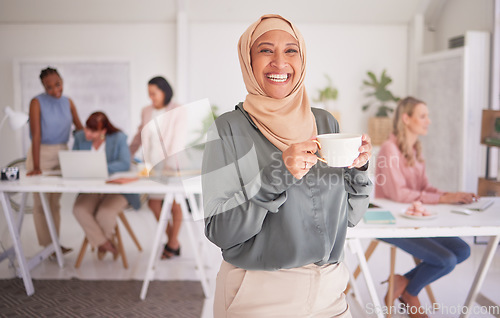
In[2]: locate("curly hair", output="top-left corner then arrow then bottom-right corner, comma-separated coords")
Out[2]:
39,67 -> 61,81
393,96 -> 425,166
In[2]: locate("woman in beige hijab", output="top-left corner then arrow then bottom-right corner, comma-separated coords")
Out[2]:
202,15 -> 373,317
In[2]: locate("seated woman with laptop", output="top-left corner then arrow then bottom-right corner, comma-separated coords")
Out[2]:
375,96 -> 477,318
72,112 -> 140,259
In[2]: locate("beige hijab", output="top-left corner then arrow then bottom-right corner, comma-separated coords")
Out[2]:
238,14 -> 317,152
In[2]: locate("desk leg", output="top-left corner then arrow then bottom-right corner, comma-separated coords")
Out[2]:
0,192 -> 26,265
0,191 -> 34,296
177,193 -> 211,298
348,238 -> 384,318
140,193 -> 173,300
460,235 -> 500,318
16,192 -> 27,233
38,192 -> 63,268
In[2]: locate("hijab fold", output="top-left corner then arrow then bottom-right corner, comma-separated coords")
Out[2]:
238,14 -> 317,152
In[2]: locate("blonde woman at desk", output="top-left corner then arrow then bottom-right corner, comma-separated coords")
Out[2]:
26,67 -> 83,254
375,96 -> 477,318
129,76 -> 183,259
73,112 -> 140,259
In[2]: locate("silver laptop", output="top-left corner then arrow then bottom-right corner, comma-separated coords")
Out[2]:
58,150 -> 108,179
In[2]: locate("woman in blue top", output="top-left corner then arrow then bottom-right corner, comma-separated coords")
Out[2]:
72,112 -> 140,259
26,67 -> 83,252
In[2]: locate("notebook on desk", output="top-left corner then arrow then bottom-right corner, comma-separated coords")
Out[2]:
58,150 -> 108,179
363,209 -> 396,224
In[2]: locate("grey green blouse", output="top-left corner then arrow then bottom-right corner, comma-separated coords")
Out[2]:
202,104 -> 372,270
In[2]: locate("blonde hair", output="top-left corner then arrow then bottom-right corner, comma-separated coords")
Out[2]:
393,96 -> 425,166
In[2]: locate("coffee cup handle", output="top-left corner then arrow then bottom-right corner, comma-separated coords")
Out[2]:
312,140 -> 328,164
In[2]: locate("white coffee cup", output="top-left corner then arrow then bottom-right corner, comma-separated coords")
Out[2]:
315,133 -> 362,167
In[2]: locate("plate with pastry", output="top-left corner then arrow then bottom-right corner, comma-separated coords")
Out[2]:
400,201 -> 438,220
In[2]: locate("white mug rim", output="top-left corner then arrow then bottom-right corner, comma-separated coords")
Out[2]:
316,133 -> 362,140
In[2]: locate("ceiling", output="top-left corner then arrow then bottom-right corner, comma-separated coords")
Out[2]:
0,0 -> 438,25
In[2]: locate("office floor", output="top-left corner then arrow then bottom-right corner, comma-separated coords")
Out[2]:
1,193 -> 499,318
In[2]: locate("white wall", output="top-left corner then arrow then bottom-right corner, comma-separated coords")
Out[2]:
428,0 -> 494,52
1,20 -> 408,166
188,23 -> 249,115
188,22 -> 408,135
0,23 -> 176,166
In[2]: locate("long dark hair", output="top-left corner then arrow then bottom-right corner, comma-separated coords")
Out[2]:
85,111 -> 120,135
148,76 -> 173,106
39,67 -> 61,81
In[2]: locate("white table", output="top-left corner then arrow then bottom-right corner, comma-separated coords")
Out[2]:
0,173 -> 210,299
346,198 -> 500,318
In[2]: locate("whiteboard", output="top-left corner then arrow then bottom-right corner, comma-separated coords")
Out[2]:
16,60 -> 130,155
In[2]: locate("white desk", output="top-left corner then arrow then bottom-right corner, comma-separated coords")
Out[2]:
0,173 -> 210,299
346,198 -> 500,318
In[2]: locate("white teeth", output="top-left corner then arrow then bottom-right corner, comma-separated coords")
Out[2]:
267,74 -> 288,82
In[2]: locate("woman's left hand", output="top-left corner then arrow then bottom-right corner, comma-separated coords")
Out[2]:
348,134 -> 372,169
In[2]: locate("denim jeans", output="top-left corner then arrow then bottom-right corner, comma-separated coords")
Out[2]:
378,237 -> 470,296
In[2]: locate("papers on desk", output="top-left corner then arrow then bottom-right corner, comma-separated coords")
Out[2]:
363,210 -> 396,224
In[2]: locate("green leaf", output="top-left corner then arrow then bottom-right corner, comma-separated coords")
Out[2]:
362,80 -> 375,87
362,104 -> 370,111
374,89 -> 393,102
380,76 -> 392,88
367,71 -> 377,84
386,92 -> 399,102
316,74 -> 338,101
361,69 -> 398,115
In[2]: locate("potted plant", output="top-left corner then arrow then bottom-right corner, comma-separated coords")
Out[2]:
361,69 -> 400,145
315,74 -> 338,109
315,74 -> 340,123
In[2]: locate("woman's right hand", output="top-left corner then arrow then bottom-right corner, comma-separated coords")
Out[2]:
282,140 -> 319,180
439,192 -> 478,204
26,169 -> 42,176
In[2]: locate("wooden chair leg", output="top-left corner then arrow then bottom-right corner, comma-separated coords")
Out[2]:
386,245 -> 397,318
118,213 -> 142,251
413,256 -> 437,305
346,240 -> 380,293
75,238 -> 89,269
75,213 -> 139,270
115,224 -> 128,269
424,285 -> 437,306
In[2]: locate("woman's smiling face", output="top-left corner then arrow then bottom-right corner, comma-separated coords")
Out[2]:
42,73 -> 63,98
250,30 -> 302,99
